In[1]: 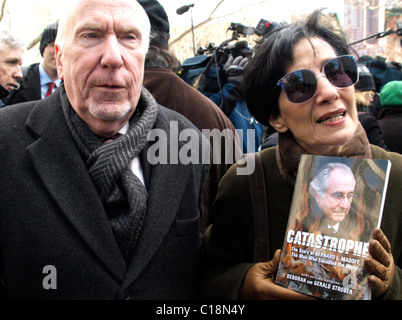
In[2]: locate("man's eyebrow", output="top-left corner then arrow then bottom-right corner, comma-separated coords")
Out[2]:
74,24 -> 142,37
74,23 -> 105,35
118,25 -> 142,33
5,57 -> 21,64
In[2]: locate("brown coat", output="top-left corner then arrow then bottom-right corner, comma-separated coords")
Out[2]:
144,68 -> 240,231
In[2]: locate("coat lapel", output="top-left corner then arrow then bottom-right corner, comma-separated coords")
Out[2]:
118,161 -> 190,296
25,92 -> 126,281
118,113 -> 191,296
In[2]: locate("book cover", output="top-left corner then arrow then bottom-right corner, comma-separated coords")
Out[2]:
275,154 -> 391,300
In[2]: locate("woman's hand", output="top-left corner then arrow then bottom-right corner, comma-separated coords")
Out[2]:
364,228 -> 395,299
241,249 -> 314,300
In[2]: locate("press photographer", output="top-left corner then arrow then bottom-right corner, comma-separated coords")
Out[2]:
179,19 -> 280,152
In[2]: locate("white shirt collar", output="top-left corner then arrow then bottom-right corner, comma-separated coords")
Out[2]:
328,222 -> 340,233
117,121 -> 145,187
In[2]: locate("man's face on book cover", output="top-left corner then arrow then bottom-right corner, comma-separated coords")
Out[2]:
315,168 -> 356,225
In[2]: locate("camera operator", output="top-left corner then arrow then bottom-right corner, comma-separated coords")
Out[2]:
197,20 -> 279,153
206,49 -> 264,153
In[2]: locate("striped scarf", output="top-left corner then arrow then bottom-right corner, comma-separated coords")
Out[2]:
61,85 -> 158,262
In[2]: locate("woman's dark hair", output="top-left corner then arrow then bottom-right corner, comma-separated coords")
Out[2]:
243,10 -> 351,126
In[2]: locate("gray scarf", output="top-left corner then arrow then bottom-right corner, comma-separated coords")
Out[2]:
61,85 -> 158,262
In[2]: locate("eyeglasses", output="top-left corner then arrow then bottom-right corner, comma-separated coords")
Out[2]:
330,192 -> 355,202
277,55 -> 358,104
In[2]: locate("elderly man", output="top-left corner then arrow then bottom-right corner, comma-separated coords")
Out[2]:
0,0 -> 209,300
309,162 -> 357,235
0,31 -> 23,105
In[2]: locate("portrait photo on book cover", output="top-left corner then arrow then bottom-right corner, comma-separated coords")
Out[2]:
276,154 -> 391,300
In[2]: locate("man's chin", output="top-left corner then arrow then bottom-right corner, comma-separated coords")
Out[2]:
89,102 -> 133,121
331,213 -> 347,222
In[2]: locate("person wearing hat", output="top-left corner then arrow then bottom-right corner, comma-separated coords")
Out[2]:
138,0 -> 240,232
4,22 -> 61,106
355,64 -> 389,151
378,80 -> 402,153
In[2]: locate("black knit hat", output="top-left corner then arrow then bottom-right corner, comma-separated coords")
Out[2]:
40,22 -> 58,56
355,64 -> 376,92
138,0 -> 170,48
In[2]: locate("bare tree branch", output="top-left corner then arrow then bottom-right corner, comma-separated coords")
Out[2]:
209,0 -> 225,18
169,0 -> 267,46
27,34 -> 42,50
0,0 -> 7,23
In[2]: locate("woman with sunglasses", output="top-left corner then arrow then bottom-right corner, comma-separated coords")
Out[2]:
199,10 -> 401,300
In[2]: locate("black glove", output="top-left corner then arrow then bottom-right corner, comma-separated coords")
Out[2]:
223,55 -> 249,86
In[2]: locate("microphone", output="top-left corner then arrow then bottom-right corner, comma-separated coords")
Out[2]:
176,4 -> 194,15
222,40 -> 248,52
13,82 -> 20,90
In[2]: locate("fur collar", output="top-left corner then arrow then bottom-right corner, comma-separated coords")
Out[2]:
276,122 -> 372,185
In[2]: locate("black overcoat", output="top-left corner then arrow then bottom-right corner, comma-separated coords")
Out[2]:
0,85 -> 210,299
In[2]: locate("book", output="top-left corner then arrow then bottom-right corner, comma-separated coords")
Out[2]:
275,154 -> 391,300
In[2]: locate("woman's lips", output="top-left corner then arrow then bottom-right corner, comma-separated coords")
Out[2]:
317,110 -> 346,124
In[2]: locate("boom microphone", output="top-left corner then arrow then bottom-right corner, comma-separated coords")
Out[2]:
176,4 -> 194,15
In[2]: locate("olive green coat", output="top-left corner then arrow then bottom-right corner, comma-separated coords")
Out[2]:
200,145 -> 402,300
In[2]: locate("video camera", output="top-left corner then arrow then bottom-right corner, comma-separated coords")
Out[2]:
228,22 -> 255,37
196,18 -> 280,57
196,22 -> 254,57
179,18 -> 280,90
197,40 -> 251,58
254,19 -> 281,36
228,19 -> 281,38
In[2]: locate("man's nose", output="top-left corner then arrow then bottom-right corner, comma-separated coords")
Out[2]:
339,196 -> 351,208
100,36 -> 124,69
14,66 -> 23,80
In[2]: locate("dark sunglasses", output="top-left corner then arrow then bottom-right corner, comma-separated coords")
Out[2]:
277,55 -> 359,104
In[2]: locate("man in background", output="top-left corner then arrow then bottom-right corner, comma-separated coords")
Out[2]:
138,0 -> 240,231
5,22 -> 60,105
0,31 -> 23,106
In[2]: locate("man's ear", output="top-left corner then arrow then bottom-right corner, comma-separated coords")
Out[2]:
55,44 -> 64,80
269,115 -> 288,133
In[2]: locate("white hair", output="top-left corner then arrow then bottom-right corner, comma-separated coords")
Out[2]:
0,31 -> 24,52
55,0 -> 151,53
309,162 -> 355,198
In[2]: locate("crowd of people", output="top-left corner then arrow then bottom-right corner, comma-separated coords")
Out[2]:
0,0 -> 400,301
